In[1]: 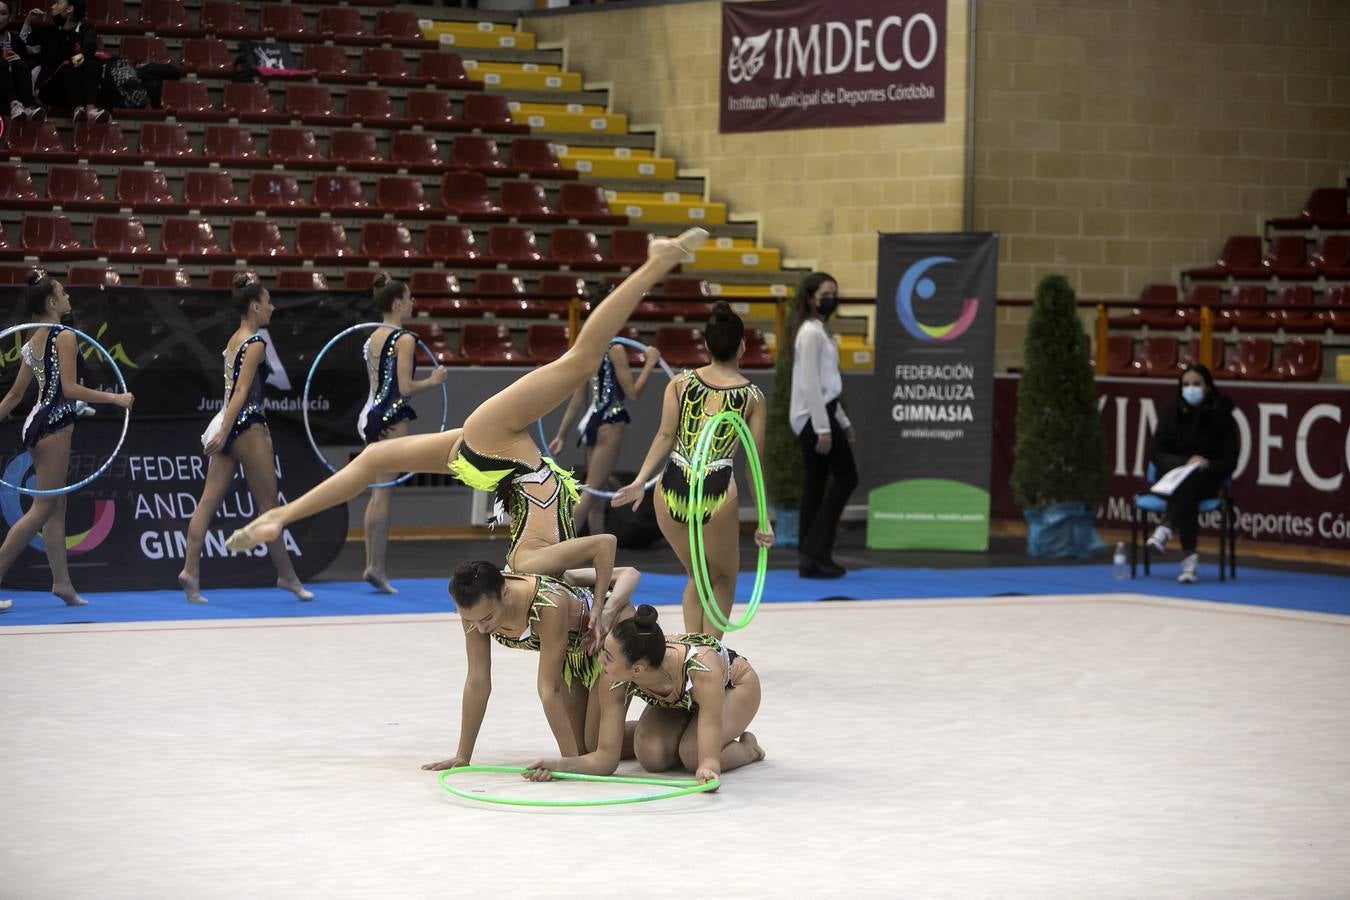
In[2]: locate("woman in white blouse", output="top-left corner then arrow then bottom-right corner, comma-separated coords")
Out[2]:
788,272 -> 857,579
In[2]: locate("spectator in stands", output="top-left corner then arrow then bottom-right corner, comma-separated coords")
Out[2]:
1145,363 -> 1238,583
788,272 -> 857,579
20,0 -> 108,123
0,1 -> 44,120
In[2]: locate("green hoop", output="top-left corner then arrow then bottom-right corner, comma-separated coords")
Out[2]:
687,409 -> 768,633
436,765 -> 719,807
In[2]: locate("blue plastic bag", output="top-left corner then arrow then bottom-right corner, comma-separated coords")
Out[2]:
1023,502 -> 1106,559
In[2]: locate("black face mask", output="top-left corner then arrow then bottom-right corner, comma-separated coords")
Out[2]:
816,295 -> 838,318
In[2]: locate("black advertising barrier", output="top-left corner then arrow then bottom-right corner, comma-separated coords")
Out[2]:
866,233 -> 998,550
0,286 -> 384,590
721,0 -> 947,134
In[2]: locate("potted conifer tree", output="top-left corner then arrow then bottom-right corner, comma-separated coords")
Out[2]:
1011,274 -> 1107,557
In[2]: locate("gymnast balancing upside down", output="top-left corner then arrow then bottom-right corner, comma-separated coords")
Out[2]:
225,228 -> 710,645
420,561 -> 639,773
0,273 -> 135,612
524,603 -> 764,787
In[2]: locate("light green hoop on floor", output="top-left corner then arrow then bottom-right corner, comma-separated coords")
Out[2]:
437,765 -> 719,807
687,409 -> 768,633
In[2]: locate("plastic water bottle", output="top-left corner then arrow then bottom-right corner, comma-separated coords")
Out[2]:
1113,541 -> 1128,580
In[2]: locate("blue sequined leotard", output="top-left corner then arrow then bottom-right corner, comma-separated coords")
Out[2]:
20,325 -> 79,448
357,327 -> 417,444
202,334 -> 269,455
576,354 -> 630,448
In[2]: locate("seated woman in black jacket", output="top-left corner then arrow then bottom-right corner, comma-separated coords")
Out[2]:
1146,364 -> 1238,583
19,0 -> 107,122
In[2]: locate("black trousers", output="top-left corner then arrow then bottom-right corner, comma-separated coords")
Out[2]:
0,59 -> 36,107
1159,468 -> 1223,554
796,401 -> 858,562
37,60 -> 100,110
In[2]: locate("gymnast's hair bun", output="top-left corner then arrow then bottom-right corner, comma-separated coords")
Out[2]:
634,604 -> 660,631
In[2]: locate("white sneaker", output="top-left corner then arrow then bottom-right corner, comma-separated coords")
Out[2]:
1147,525 -> 1172,555
9,100 -> 26,120
1177,554 -> 1199,583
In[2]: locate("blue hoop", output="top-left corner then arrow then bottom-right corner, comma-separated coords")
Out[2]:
534,336 -> 675,499
302,323 -> 450,490
0,323 -> 130,497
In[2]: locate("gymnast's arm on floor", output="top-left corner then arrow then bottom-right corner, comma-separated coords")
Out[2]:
421,627 -> 492,771
535,600 -> 584,756
690,667 -> 726,785
524,675 -> 625,780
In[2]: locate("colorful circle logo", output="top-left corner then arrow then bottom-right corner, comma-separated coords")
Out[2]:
1,453 -> 115,554
896,256 -> 980,342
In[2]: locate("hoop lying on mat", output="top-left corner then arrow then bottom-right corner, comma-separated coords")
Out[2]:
437,765 -> 719,808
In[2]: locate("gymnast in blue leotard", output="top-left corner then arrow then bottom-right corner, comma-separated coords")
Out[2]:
178,274 -> 312,606
355,272 -> 447,593
0,272 -> 135,612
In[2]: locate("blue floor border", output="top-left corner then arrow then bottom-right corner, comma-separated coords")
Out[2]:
2,563 -> 1347,626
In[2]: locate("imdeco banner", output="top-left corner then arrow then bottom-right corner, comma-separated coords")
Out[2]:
867,233 -> 997,550
720,0 -> 947,133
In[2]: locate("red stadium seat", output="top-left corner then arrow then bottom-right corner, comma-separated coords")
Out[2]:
538,274 -> 591,299
1271,286 -> 1324,333
137,122 -> 197,163
1262,235 -> 1317,281
119,36 -> 171,67
405,90 -> 457,126
1270,338 -> 1323,382
376,176 -> 433,213
259,3 -> 307,40
115,168 -> 181,210
160,80 -> 222,121
0,164 -> 41,208
462,93 -> 521,131
317,7 -> 369,40
361,48 -> 417,84
1312,235 -> 1350,279
344,270 -> 378,292
0,264 -> 30,283
1103,334 -> 1134,376
183,170 -> 242,211
558,182 -> 625,225
162,217 -> 228,260
361,222 -> 423,263
200,0 -> 255,35
87,0 -> 132,30
459,324 -> 524,364
1323,285 -> 1350,334
525,324 -> 569,364
409,271 -> 462,296
1131,335 -> 1179,377
92,215 -> 163,261
294,221 -> 359,264
472,272 -> 528,297
1216,285 -> 1277,331
450,135 -> 509,173
303,45 -> 358,82
609,229 -> 652,267
511,138 -> 573,179
6,121 -> 67,158
209,269 -> 257,289
1179,337 -> 1224,369
439,171 -> 504,219
21,215 -> 93,260
285,84 -> 344,124
230,220 -> 294,262
419,52 -> 474,89
311,174 -> 369,212
1116,283 -> 1175,328
46,166 -> 107,206
424,224 -> 484,265
389,132 -> 443,170
202,125 -> 262,164
1216,338 -> 1273,380
742,327 -> 772,368
140,267 -> 192,287
249,172 -> 306,211
181,38 -> 233,76
653,327 -> 710,368
660,276 -> 712,297
346,87 -> 401,125
548,227 -> 612,270
276,270 -> 329,291
222,82 -> 284,123
328,129 -> 383,166
138,0 -> 201,35
267,127 -> 324,164
73,121 -> 132,161
486,226 -> 550,267
499,180 -> 561,221
67,265 -> 122,286
374,9 -> 425,41
1268,188 -> 1350,230
1185,235 -> 1266,281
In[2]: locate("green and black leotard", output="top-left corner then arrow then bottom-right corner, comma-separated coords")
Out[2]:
659,371 -> 764,525
447,441 -> 580,559
469,573 -> 602,688
618,633 -> 740,712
